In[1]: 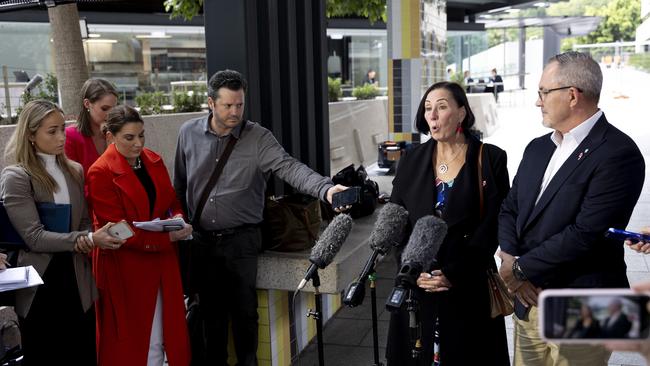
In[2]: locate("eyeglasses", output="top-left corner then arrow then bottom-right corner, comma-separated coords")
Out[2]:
537,86 -> 583,101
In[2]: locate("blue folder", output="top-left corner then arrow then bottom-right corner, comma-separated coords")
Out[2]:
0,202 -> 71,249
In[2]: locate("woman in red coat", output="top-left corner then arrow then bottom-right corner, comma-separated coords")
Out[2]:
87,105 -> 192,366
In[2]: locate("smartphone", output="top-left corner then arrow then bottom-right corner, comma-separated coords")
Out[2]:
107,221 -> 134,240
605,228 -> 650,243
539,289 -> 650,343
332,186 -> 362,208
163,224 -> 184,232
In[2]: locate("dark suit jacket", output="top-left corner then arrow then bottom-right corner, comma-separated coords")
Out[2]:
602,313 -> 632,338
386,135 -> 511,365
499,114 -> 645,316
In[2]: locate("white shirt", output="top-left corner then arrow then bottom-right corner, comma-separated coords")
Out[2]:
37,152 -> 70,204
535,110 -> 602,204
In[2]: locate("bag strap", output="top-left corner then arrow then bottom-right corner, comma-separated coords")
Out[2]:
191,122 -> 245,226
477,143 -> 485,220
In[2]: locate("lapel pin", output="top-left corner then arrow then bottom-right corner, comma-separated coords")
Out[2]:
578,152 -> 583,160
482,180 -> 487,187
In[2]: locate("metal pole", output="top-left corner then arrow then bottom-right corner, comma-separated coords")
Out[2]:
370,273 -> 382,366
313,272 -> 325,366
2,65 -> 12,119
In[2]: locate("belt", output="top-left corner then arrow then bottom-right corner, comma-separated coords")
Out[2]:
196,223 -> 261,239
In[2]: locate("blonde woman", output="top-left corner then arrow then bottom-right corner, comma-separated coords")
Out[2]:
0,100 -> 124,365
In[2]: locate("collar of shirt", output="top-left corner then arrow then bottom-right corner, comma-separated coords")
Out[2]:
550,109 -> 602,147
202,112 -> 245,139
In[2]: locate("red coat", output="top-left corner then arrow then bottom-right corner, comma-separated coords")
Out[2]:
87,144 -> 190,366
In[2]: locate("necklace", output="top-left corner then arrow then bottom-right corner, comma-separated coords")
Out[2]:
131,157 -> 142,170
436,145 -> 465,175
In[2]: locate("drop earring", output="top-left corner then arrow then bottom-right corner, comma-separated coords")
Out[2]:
456,124 -> 463,134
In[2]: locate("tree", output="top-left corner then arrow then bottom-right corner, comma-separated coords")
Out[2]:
164,0 -> 387,23
47,3 -> 88,117
580,0 -> 641,43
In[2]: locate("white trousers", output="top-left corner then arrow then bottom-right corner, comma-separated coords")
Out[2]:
148,288 -> 166,366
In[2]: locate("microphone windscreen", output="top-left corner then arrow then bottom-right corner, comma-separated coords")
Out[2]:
309,213 -> 353,269
369,203 -> 409,254
400,215 -> 447,270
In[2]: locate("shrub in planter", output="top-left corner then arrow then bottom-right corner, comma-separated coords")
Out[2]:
352,83 -> 380,100
172,86 -> 206,113
135,91 -> 168,115
328,77 -> 342,102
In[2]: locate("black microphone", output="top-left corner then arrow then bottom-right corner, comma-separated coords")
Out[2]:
297,213 -> 353,291
386,215 -> 447,312
344,203 -> 409,307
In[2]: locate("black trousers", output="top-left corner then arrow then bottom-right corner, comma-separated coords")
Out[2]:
20,253 -> 96,366
193,227 -> 261,366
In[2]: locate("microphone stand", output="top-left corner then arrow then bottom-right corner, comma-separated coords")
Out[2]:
406,289 -> 422,360
368,272 -> 382,366
307,271 -> 325,366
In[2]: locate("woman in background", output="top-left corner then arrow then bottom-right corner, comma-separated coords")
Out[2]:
1,100 -> 123,365
87,105 -> 192,366
65,78 -> 118,175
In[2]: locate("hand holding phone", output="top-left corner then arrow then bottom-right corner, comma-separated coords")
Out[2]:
107,221 -> 134,240
605,228 -> 650,244
332,186 -> 361,209
539,289 -> 650,343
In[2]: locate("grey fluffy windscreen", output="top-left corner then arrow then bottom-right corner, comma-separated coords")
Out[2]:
309,213 -> 353,268
400,215 -> 447,270
369,203 -> 409,253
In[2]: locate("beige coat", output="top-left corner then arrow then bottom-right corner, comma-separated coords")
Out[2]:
0,164 -> 97,318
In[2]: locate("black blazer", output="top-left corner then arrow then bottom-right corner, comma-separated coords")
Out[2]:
387,135 -> 511,365
499,114 -> 645,293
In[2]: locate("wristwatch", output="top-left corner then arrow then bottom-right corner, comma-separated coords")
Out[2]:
512,259 -> 527,281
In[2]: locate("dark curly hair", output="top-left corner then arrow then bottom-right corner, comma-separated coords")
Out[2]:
208,69 -> 248,100
414,81 -> 475,135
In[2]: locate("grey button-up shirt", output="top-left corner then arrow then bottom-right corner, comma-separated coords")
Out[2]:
173,113 -> 334,231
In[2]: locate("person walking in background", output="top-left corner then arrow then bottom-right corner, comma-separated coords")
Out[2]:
173,69 -> 347,366
87,105 -> 192,366
385,81 -> 510,365
1,100 -> 123,365
498,51 -> 645,365
65,78 -> 118,175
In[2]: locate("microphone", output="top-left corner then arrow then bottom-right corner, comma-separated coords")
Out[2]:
386,215 -> 447,312
343,203 -> 409,307
24,74 -> 43,93
296,213 -> 353,291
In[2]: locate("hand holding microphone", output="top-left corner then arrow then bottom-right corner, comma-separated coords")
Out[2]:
296,213 -> 353,291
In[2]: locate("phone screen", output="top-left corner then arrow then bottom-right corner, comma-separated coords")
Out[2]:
541,292 -> 650,341
332,187 -> 361,208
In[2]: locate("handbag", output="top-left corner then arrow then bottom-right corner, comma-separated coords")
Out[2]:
262,193 -> 321,252
477,144 -> 514,318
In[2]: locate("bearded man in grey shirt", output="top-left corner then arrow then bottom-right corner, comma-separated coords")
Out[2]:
173,69 -> 347,366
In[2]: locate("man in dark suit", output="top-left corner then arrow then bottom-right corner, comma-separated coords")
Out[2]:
601,299 -> 632,338
498,51 -> 645,365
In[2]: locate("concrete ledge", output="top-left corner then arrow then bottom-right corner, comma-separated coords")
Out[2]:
257,211 -> 376,294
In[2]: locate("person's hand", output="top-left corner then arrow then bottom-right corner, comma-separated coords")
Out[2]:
74,234 -> 94,254
0,253 -> 10,270
416,270 -> 451,292
93,222 -> 127,250
605,281 -> 650,362
497,251 -> 522,292
326,184 -> 353,213
514,281 -> 541,308
625,227 -> 650,254
169,223 -> 193,242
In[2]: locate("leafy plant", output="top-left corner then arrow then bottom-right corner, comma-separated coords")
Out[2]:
15,73 -> 59,119
164,0 -> 204,21
352,83 -> 380,100
135,91 -> 168,116
328,77 -> 342,102
629,53 -> 650,73
172,87 -> 205,113
450,71 -> 466,89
